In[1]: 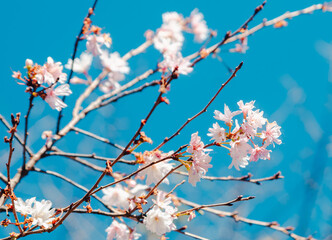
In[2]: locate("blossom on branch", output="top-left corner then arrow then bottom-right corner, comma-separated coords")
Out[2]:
44,84 -> 72,111
13,57 -> 73,111
65,52 -> 93,74
102,185 -> 131,210
14,197 -> 55,229
214,104 -> 241,127
190,9 -> 209,43
159,52 -> 193,75
106,220 -> 141,240
86,33 -> 112,56
187,132 -> 213,186
209,100 -> 282,170
138,150 -> 174,186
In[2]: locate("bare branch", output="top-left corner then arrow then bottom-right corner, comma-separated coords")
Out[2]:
0,114 -> 33,157
174,171 -> 284,185
178,198 -> 313,240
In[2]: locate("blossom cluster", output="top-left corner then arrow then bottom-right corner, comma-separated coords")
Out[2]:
187,132 -> 212,186
208,100 -> 282,170
154,9 -> 209,76
14,197 -> 55,229
66,22 -> 130,93
12,58 -> 72,111
144,191 -> 177,236
102,182 -> 148,210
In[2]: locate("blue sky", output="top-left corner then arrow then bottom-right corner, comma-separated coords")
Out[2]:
0,0 -> 331,239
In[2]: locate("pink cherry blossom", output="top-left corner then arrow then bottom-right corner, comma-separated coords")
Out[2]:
44,84 -> 72,111
229,138 -> 252,170
153,12 -> 184,54
237,100 -> 255,118
214,104 -> 241,126
44,57 -> 67,84
152,191 -> 176,214
207,122 -> 226,143
102,184 -> 131,209
190,9 -> 209,43
65,52 -> 93,74
188,151 -> 212,186
100,51 -> 130,74
159,52 -> 193,75
144,206 -> 176,236
249,146 -> 271,162
138,151 -> 174,186
106,220 -> 141,240
86,33 -> 111,56
261,121 -> 282,146
246,109 -> 267,129
187,132 -> 204,154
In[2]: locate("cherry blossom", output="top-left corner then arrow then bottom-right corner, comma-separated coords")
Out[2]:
261,121 -> 282,146
44,84 -> 72,111
246,109 -> 267,129
187,132 -> 205,154
144,206 -> 176,236
159,52 -> 193,75
214,104 -> 241,126
35,57 -> 67,85
138,150 -> 174,186
86,33 -> 112,56
30,199 -> 55,229
249,145 -> 271,162
106,220 -> 141,240
25,59 -> 33,68
209,100 -> 282,170
153,12 -> 184,54
152,191 -> 176,214
237,100 -> 255,118
14,197 -> 55,228
241,121 -> 257,138
190,9 -> 209,43
189,151 -> 212,186
207,122 -> 226,143
14,197 -> 36,216
43,57 -> 67,84
229,138 -> 252,170
65,52 -> 93,74
100,51 -> 130,74
102,185 -> 131,209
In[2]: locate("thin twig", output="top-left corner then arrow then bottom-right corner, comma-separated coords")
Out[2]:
174,229 -> 210,240
99,79 -> 160,108
49,147 -> 105,172
46,150 -> 136,165
22,95 -> 34,171
173,171 -> 283,185
176,195 -> 255,216
71,127 -> 126,152
56,0 -> 99,133
178,198 -> 313,240
4,113 -> 23,234
0,114 -> 33,157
